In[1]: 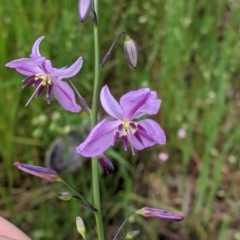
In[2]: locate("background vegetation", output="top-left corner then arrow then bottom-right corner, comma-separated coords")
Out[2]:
1,0 -> 240,239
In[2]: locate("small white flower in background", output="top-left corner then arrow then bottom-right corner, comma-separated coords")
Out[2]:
158,152 -> 169,162
177,128 -> 186,139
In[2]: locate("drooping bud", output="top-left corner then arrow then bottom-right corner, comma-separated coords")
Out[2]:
78,0 -> 93,22
58,191 -> 73,201
98,154 -> 114,174
124,230 -> 140,239
124,36 -> 138,69
135,207 -> 184,221
14,162 -> 61,182
76,216 -> 86,239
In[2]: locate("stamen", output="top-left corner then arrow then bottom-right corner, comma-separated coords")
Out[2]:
22,78 -> 36,89
122,136 -> 128,151
36,84 -> 45,97
46,84 -> 52,104
113,131 -> 119,145
32,78 -> 42,87
22,75 -> 35,82
127,133 -> 135,155
25,84 -> 44,107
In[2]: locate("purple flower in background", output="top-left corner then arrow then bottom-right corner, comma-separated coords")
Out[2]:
14,162 -> 61,182
136,207 -> 184,221
76,85 -> 166,157
6,36 -> 83,113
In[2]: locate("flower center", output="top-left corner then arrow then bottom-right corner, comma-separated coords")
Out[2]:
34,74 -> 52,86
119,121 -> 138,137
22,73 -> 53,106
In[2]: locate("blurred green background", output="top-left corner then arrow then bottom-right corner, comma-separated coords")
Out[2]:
1,0 -> 240,239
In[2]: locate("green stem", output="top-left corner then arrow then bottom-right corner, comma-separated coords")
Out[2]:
112,211 -> 136,240
91,0 -> 105,239
61,179 -> 97,212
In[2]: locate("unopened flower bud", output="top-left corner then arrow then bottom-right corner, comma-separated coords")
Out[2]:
100,52 -> 111,67
14,162 -> 61,182
98,154 -> 114,174
124,36 -> 138,69
76,216 -> 86,239
78,0 -> 93,22
58,191 -> 73,201
136,207 -> 184,221
125,230 -> 140,239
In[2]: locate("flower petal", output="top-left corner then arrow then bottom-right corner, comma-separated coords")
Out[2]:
129,119 -> 166,150
52,79 -> 81,113
76,119 -> 120,157
120,88 -> 161,120
30,36 -> 45,58
50,57 -> 83,78
100,85 -> 123,119
5,58 -> 42,76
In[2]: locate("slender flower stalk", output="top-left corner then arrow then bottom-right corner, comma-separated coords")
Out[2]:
91,0 -> 105,238
113,211 -> 136,240
100,31 -> 126,67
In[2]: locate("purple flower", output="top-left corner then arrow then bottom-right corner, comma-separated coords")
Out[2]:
6,36 -> 83,113
136,207 -> 184,221
14,162 -> 61,182
76,85 -> 166,157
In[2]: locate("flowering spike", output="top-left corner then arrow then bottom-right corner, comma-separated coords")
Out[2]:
124,36 -> 138,69
124,230 -> 140,239
98,154 -> 114,174
78,0 -> 93,22
76,216 -> 86,239
135,207 -> 184,221
14,162 -> 61,182
58,191 -> 73,201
